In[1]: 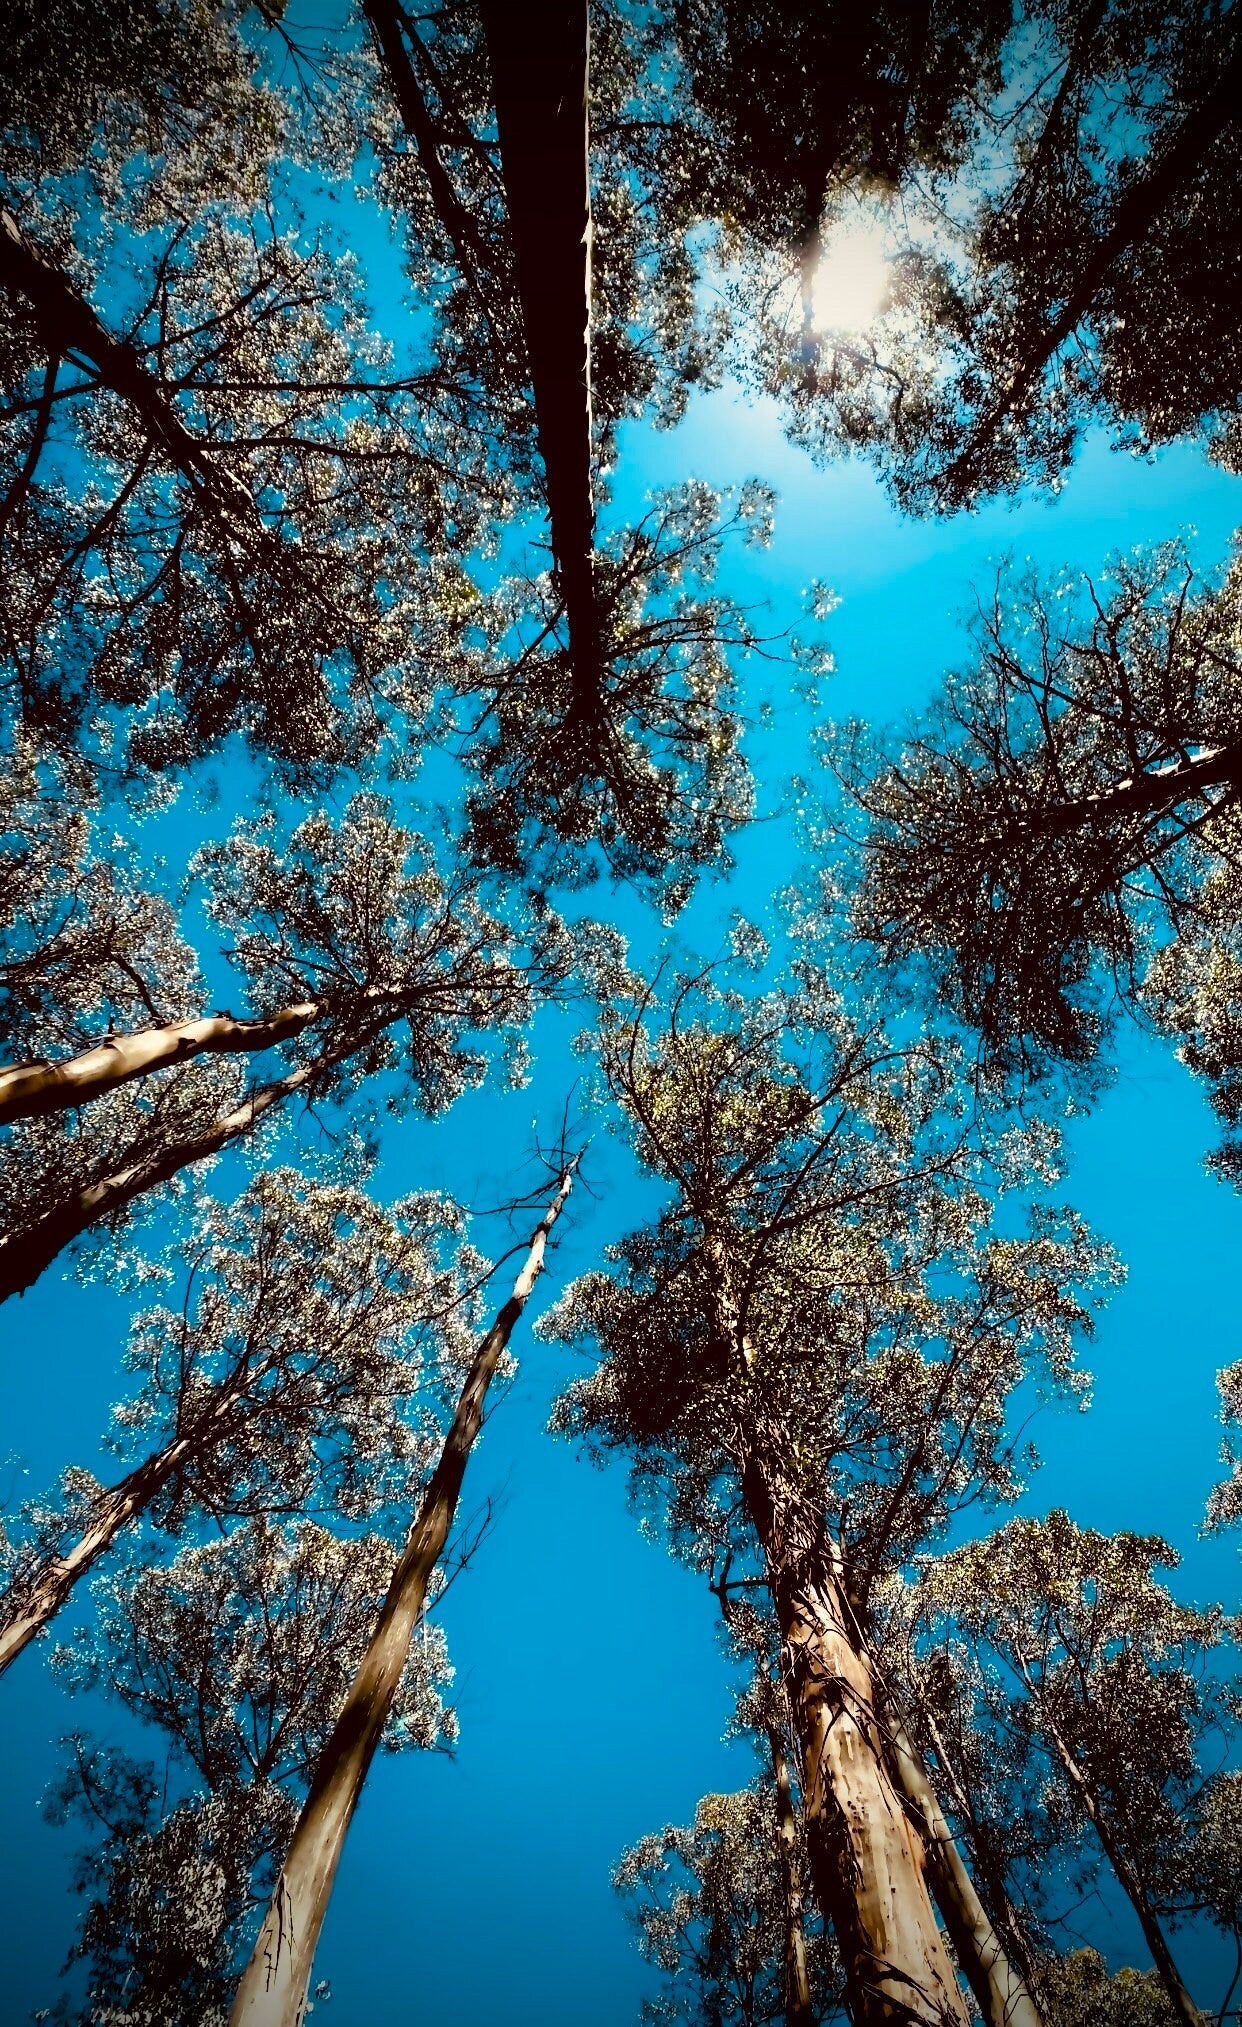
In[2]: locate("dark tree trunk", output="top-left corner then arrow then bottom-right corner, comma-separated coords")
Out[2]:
1005,739 -> 1242,842
479,4 -> 600,711
0,209 -> 257,523
362,0 -> 497,308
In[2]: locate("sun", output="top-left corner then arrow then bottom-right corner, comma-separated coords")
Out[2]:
809,217 -> 891,335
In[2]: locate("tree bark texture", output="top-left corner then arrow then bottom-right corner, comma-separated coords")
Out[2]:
479,3 -> 600,707
0,208 -> 258,524
886,1716 -> 1045,2027
768,1725 -> 818,2027
742,1459 -> 971,2027
0,1379 -> 248,1676
227,1166 -> 576,2027
0,1021 -> 388,1305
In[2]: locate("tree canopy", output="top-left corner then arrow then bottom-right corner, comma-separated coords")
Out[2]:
2,5 -> 1240,2025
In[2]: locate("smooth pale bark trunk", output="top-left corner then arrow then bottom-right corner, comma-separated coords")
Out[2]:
479,3 -> 601,709
919,1710 -> 1046,2014
742,1460 -> 971,2027
0,1002 -> 322,1125
0,1379 -> 247,1675
886,1717 -> 1044,2027
227,1166 -> 575,2027
0,209 -> 257,524
767,1726 -> 817,2027
1023,1673 -> 1200,2027
0,1021 -> 387,1305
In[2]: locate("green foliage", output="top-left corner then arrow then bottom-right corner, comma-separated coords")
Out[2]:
1036,1947 -> 1187,2027
911,1513 -> 1235,1951
548,962 -> 1111,1602
840,545 -> 1242,1173
615,1785 -> 842,2027
44,1518 -> 456,2023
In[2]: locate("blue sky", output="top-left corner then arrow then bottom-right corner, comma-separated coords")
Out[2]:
2,371 -> 1241,2025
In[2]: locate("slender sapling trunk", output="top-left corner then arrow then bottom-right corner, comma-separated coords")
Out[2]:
227,1166 -> 576,2027
768,1725 -> 817,2027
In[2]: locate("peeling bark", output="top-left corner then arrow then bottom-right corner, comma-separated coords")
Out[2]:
743,1458 -> 971,2027
227,1165 -> 575,2027
887,1716 -> 1045,2027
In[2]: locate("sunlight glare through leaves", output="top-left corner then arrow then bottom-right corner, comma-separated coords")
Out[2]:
810,216 -> 890,334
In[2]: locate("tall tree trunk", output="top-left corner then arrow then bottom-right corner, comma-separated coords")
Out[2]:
767,1725 -> 817,2027
227,1165 -> 576,2027
742,1459 -> 971,2027
0,208 -> 257,525
920,1710 -> 1046,2009
885,1716 -> 1044,2027
0,1001 -> 323,1125
479,3 -> 600,711
0,1379 -> 248,1675
0,1021 -> 388,1305
1024,1677 -> 1200,2027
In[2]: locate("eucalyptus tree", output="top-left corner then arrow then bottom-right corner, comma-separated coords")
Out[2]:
877,1595 -> 1070,2014
479,2 -> 595,700
1035,1950 -> 1187,2027
228,1159 -> 577,2027
653,2 -> 1242,512
1,0 -> 509,784
44,1517 -> 456,2026
354,1 -> 758,894
546,963 -> 1110,2026
0,1166 -> 477,1673
912,1512 -> 1232,2026
615,1782 -> 843,2027
838,546 -> 1242,1175
0,792 -> 575,1301
461,480 -> 768,901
